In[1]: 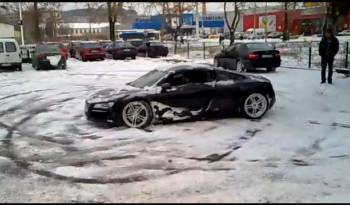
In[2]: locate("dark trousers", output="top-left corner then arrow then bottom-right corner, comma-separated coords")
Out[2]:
321,56 -> 334,83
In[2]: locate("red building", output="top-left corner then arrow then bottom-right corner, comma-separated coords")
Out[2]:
243,7 -> 332,35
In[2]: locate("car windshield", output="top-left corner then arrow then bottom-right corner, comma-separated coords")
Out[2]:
128,69 -> 168,88
246,43 -> 273,50
36,45 -> 60,53
81,43 -> 101,48
150,42 -> 164,46
129,41 -> 143,47
114,42 -> 134,48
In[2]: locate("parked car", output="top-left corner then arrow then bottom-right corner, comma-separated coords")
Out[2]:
31,44 -> 67,70
98,40 -> 112,49
267,31 -> 283,39
105,41 -> 137,60
136,41 -> 169,58
0,38 -> 22,71
43,42 -> 69,59
75,41 -> 105,61
214,42 -> 281,72
85,63 -> 276,128
244,28 -> 266,39
234,32 -> 244,39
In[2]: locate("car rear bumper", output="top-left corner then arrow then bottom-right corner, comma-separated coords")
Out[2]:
84,54 -> 105,60
0,62 -> 21,68
244,59 -> 281,69
85,102 -> 113,122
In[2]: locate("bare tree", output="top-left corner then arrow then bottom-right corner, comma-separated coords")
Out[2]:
224,2 -> 243,45
33,2 -> 41,42
107,2 -> 123,41
282,2 -> 297,41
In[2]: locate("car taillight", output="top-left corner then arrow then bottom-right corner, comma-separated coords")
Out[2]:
37,53 -> 46,60
248,52 -> 258,60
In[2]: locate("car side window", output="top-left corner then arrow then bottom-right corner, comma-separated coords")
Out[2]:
216,70 -> 245,81
0,42 -> 3,53
5,42 -> 16,52
165,70 -> 215,87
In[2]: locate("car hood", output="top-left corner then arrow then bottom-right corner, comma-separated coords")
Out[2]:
87,86 -> 142,103
246,74 -> 271,83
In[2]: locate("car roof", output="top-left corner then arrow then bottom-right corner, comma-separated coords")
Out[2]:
159,63 -> 216,72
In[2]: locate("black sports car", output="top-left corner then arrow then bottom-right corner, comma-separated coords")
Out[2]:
85,63 -> 276,128
214,42 -> 281,72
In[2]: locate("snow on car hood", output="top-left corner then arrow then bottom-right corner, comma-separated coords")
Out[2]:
246,74 -> 270,82
87,85 -> 140,103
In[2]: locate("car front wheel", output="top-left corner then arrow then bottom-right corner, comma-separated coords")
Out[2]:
242,93 -> 268,119
121,100 -> 153,128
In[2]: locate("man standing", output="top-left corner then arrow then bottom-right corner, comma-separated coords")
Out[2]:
319,28 -> 339,84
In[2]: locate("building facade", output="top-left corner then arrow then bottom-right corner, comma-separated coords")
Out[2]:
132,13 -> 225,35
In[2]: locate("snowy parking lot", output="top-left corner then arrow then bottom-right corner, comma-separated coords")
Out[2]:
0,57 -> 350,202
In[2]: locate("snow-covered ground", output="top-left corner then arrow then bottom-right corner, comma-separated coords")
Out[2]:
0,57 -> 350,202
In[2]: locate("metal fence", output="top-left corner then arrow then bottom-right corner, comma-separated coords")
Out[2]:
165,40 -> 350,70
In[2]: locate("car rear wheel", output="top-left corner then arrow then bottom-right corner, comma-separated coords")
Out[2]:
267,67 -> 276,72
121,101 -> 153,128
58,61 -> 66,69
242,93 -> 268,119
214,57 -> 219,67
236,61 -> 245,72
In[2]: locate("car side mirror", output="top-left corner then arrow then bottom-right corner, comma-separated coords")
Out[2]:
160,83 -> 171,92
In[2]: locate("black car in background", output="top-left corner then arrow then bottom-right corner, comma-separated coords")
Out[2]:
105,41 -> 137,60
214,43 -> 281,72
135,41 -> 169,58
85,63 -> 276,128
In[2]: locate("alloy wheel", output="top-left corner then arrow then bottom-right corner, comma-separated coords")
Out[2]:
122,101 -> 150,128
236,61 -> 244,72
244,93 -> 268,119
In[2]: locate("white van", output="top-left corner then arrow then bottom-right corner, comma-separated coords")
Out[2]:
0,38 -> 22,71
244,28 -> 266,39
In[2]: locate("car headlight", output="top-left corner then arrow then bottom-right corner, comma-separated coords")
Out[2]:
93,102 -> 114,109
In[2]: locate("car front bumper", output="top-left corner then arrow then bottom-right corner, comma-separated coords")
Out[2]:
85,102 -> 114,123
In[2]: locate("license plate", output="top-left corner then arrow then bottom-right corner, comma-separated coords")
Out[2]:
124,49 -> 130,52
91,50 -> 99,53
1,64 -> 11,66
47,55 -> 61,65
262,55 -> 273,58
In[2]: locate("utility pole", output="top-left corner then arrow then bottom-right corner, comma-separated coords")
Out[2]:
19,2 -> 24,45
195,2 -> 199,38
253,2 -> 256,38
265,2 -> 267,42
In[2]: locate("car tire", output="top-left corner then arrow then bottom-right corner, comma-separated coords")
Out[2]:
267,67 -> 276,72
236,61 -> 245,72
132,55 -> 136,60
120,100 -> 153,128
241,93 -> 269,119
58,61 -> 66,70
214,57 -> 219,67
17,64 -> 22,71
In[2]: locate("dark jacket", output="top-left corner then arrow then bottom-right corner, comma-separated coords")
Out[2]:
319,36 -> 339,58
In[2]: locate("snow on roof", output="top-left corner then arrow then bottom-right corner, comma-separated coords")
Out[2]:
61,22 -> 120,29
